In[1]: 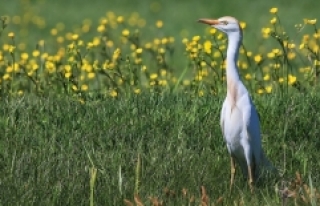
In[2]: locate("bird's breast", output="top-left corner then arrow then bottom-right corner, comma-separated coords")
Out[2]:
222,103 -> 244,148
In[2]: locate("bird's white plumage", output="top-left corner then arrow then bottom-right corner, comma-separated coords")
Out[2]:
198,16 -> 276,191
222,93 -> 261,175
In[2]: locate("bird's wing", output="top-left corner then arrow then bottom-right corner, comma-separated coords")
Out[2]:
242,97 -> 277,172
241,97 -> 261,142
220,99 -> 227,140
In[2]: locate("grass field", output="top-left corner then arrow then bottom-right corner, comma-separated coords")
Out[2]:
1,92 -> 320,205
1,0 -> 320,205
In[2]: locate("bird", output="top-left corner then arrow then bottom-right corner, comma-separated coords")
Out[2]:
197,16 -> 277,192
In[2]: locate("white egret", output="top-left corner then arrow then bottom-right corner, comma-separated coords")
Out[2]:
198,16 -> 276,192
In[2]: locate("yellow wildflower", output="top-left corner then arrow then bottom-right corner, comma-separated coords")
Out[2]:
156,20 -> 163,28
217,33 -> 224,40
272,48 -> 280,54
254,55 -> 262,63
159,80 -> 167,86
161,38 -> 168,44
195,75 -> 203,81
263,74 -> 270,81
158,48 -> 165,54
110,90 -> 118,97
209,28 -> 216,35
304,19 -> 317,25
87,42 -> 94,49
150,73 -> 158,80
287,52 -> 296,60
288,74 -> 297,85
211,61 -> 217,67
8,45 -> 15,53
106,40 -> 114,48
183,80 -> 190,86
312,45 -> 319,53
18,90 -> 23,96
213,51 -> 221,58
3,74 -> 10,80
257,89 -> 264,94
304,66 -> 311,72
21,53 -> 29,60
264,85 -> 272,93
134,88 -> 141,94
270,17 -> 277,24
92,37 -> 100,46
141,65 -> 147,71
153,38 -> 161,45
204,41 -> 211,53
302,34 -> 309,43
65,72 -> 72,78
8,32 -> 15,38
273,63 -> 280,69
6,66 -> 13,73
245,73 -> 252,80
97,25 -> 105,33
288,43 -> 295,49
57,36 -> 64,43
136,48 -> 143,54
72,85 -> 78,91
270,7 -> 278,14
72,34 -> 79,40
88,72 -> 95,79
168,37 -> 175,43
198,90 -> 204,97
182,38 -> 188,44
192,36 -> 200,41
241,62 -> 248,69
267,52 -> 275,58
113,48 -> 121,60
278,77 -> 284,83
117,16 -> 124,23
240,22 -> 246,29
64,65 -> 72,72
50,28 -> 58,36
262,27 -> 271,35
122,29 -> 130,37
144,43 -> 152,49
160,69 -> 167,76
149,80 -> 156,86
81,84 -> 88,91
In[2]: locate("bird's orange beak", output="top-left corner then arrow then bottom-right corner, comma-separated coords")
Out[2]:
198,19 -> 220,25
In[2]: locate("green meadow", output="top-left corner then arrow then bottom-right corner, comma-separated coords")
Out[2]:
1,0 -> 320,205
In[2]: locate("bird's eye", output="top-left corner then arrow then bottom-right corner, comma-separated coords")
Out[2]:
220,21 -> 228,25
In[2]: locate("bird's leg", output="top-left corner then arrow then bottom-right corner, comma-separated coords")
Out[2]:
230,156 -> 236,192
248,164 -> 254,193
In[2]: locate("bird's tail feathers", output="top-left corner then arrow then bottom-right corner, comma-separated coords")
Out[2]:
261,151 -> 278,174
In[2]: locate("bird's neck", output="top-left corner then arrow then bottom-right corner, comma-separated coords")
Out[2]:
225,33 -> 243,105
226,33 -> 242,85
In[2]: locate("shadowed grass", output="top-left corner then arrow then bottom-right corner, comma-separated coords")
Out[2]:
0,90 -> 319,205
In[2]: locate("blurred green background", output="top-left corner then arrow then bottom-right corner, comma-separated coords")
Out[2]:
1,0 -> 319,72
1,0 -> 319,44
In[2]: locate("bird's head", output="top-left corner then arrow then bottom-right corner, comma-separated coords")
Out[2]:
198,16 -> 242,37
